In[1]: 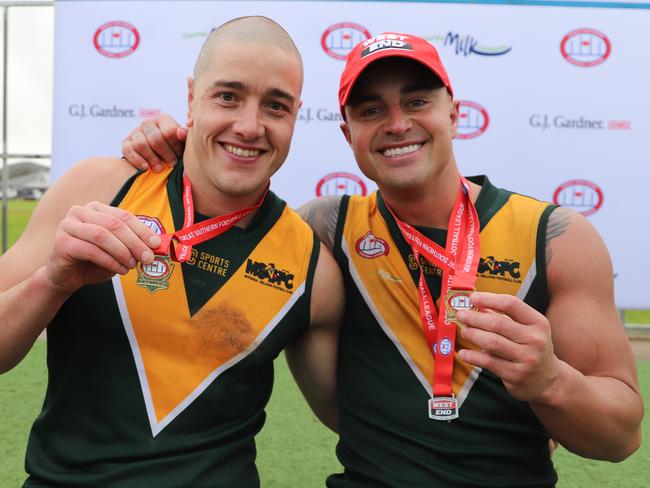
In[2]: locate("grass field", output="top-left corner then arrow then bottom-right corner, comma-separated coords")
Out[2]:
0,344 -> 648,487
1,200 -> 649,486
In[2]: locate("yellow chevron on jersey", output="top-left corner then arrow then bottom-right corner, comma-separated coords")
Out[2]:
341,191 -> 546,404
474,193 -> 546,295
112,168 -> 314,436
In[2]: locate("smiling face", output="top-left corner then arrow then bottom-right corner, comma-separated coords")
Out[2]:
341,58 -> 459,198
184,38 -> 302,212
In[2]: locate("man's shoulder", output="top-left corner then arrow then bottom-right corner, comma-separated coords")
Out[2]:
57,157 -> 140,203
296,196 -> 346,251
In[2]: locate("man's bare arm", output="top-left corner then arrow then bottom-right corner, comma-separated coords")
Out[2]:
458,207 -> 642,461
0,158 -> 159,373
297,197 -> 342,251
285,243 -> 344,431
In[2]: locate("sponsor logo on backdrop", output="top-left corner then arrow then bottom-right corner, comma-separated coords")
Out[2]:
355,231 -> 389,259
322,22 -> 371,60
316,172 -> 367,197
94,21 -> 140,58
561,28 -> 611,67
456,101 -> 489,139
68,104 -> 160,120
244,259 -> 294,293
425,32 -> 512,57
529,114 -> 631,131
298,107 -> 343,123
553,179 -> 603,217
182,31 -> 210,40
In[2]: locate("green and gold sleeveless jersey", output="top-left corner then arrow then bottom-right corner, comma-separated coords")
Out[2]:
24,164 -> 319,488
328,176 -> 558,488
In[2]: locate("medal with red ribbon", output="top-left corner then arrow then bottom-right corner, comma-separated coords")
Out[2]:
153,173 -> 268,263
386,176 -> 480,421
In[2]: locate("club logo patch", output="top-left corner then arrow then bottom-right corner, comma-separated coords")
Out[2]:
355,231 -> 389,259
137,256 -> 174,293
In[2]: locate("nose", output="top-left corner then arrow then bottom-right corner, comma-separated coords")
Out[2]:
232,103 -> 265,140
383,106 -> 412,135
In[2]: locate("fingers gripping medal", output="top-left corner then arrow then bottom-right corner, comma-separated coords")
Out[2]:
445,289 -> 480,329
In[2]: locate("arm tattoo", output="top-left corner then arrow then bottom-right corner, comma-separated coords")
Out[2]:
545,207 -> 572,266
297,196 -> 342,251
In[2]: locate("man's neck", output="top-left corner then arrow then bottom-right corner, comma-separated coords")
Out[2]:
183,160 -> 267,228
381,175 -> 481,229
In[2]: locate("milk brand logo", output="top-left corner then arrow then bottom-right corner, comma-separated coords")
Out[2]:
426,32 -> 512,57
316,172 -> 367,196
355,232 -> 389,259
456,101 -> 489,139
561,28 -> 611,67
94,21 -> 140,58
321,23 -> 371,60
553,179 -> 603,217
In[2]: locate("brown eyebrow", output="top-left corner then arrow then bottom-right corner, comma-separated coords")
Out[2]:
347,81 -> 437,107
210,80 -> 296,105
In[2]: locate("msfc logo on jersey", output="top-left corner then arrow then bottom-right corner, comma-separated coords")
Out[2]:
245,259 -> 294,293
355,231 -> 389,259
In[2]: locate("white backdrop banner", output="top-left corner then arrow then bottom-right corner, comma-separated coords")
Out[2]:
52,0 -> 650,308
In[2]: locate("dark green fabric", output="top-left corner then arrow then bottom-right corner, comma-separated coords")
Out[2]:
329,176 -> 557,488
24,166 -> 315,488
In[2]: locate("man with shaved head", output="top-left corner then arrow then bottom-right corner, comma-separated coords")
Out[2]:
125,25 -> 642,487
0,16 -> 343,487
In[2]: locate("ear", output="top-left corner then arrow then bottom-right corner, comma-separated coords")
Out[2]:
450,99 -> 460,139
186,77 -> 195,127
340,122 -> 352,146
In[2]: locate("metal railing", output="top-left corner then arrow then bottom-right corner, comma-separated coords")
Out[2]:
0,1 -> 53,252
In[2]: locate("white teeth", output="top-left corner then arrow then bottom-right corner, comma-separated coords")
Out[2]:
224,144 -> 261,158
382,144 -> 422,158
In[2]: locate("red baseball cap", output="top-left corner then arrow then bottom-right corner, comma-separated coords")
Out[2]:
338,32 -> 453,115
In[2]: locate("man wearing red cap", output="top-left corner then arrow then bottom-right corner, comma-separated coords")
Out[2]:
123,31 -> 642,487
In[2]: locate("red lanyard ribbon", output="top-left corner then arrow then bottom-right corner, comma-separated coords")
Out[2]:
386,177 -> 480,401
153,173 -> 267,262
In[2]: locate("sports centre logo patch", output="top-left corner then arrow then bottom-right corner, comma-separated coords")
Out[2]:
94,21 -> 140,58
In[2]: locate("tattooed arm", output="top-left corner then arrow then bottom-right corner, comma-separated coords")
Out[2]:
297,196 -> 343,252
458,207 -> 642,461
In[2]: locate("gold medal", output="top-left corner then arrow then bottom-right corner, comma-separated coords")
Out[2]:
445,289 -> 477,328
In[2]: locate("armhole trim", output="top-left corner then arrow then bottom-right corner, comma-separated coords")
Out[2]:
536,204 -> 559,312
